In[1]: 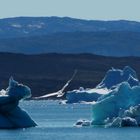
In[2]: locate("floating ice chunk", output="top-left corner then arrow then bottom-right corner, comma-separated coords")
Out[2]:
121,117 -> 138,127
74,119 -> 91,127
0,77 -> 37,129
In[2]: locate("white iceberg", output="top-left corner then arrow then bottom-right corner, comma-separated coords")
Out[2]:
0,77 -> 37,129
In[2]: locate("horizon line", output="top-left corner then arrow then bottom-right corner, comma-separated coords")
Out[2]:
0,16 -> 140,23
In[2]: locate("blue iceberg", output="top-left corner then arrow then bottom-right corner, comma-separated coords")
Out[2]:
92,82 -> 140,125
91,66 -> 140,127
0,77 -> 37,129
66,66 -> 140,127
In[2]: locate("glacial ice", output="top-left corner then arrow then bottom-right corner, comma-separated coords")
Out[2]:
66,66 -> 140,127
66,66 -> 140,103
0,77 -> 37,129
92,82 -> 140,126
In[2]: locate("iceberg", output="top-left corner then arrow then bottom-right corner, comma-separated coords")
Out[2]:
67,66 -> 140,127
92,82 -> 140,126
66,66 -> 139,103
66,87 -> 109,103
0,77 -> 37,129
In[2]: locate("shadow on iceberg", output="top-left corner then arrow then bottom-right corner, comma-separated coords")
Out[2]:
0,77 -> 37,129
97,66 -> 139,89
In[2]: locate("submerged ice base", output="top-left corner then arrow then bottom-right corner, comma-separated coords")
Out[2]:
0,77 -> 37,129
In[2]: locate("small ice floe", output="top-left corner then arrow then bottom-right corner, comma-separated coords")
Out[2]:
74,119 -> 91,127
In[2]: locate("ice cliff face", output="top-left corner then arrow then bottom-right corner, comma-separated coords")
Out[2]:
0,77 -> 37,129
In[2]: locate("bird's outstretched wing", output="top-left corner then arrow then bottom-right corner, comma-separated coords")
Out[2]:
34,70 -> 77,99
33,91 -> 62,99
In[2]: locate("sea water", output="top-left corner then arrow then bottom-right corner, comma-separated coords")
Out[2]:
0,100 -> 140,140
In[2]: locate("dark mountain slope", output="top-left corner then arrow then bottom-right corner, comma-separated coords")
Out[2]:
0,53 -> 140,97
0,31 -> 140,56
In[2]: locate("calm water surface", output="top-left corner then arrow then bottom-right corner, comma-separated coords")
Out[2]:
0,100 -> 140,140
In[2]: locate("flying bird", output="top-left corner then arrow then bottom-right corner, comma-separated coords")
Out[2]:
34,70 -> 77,99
